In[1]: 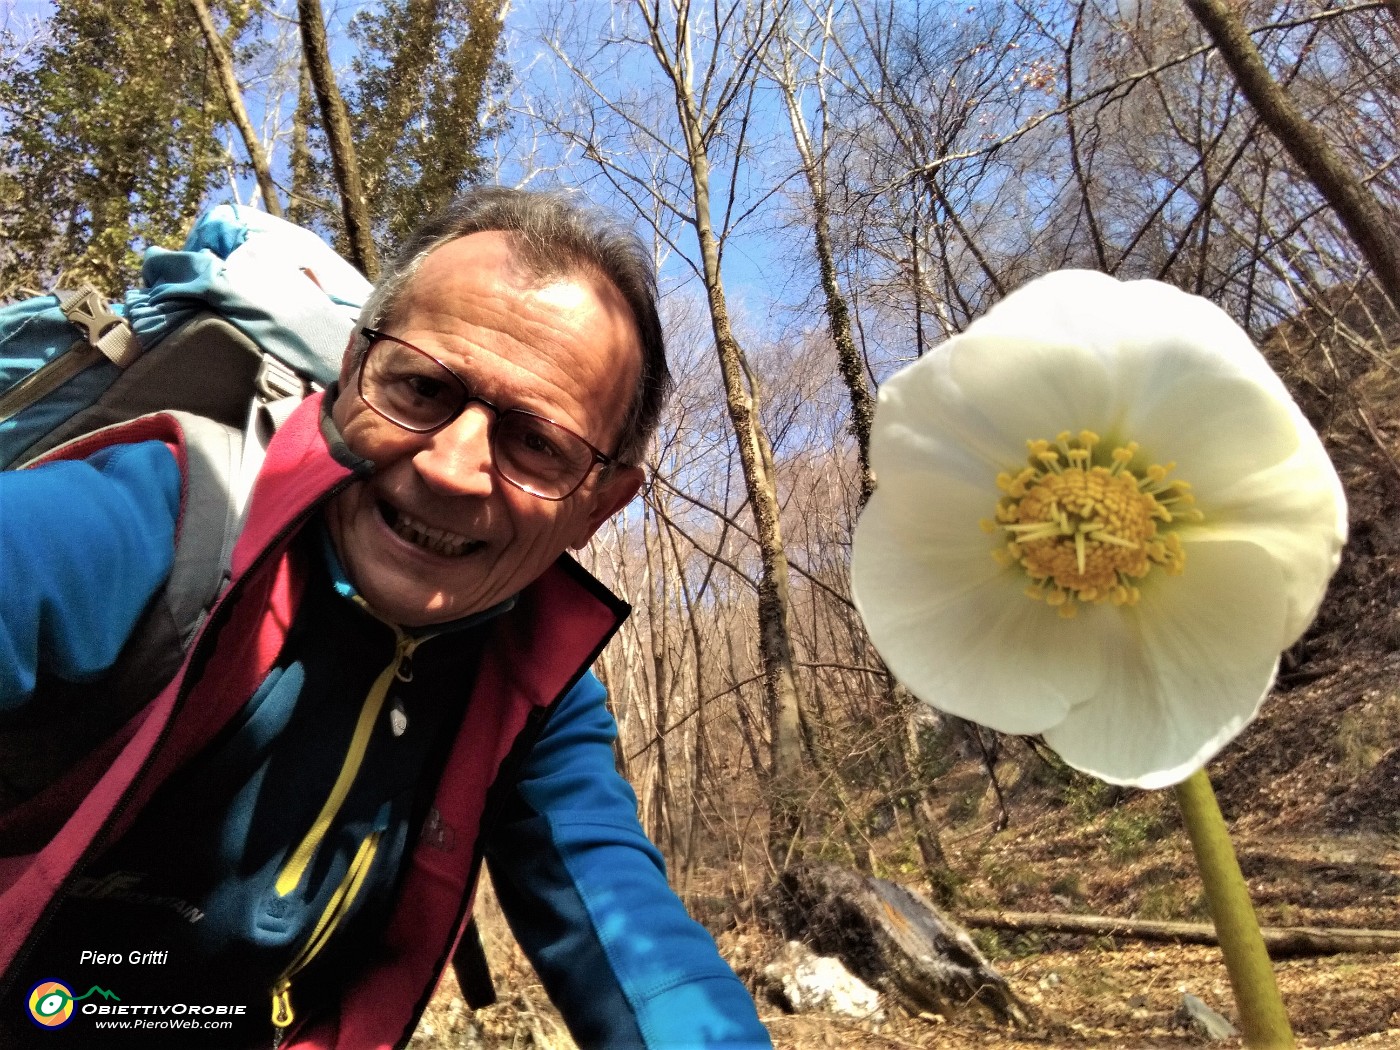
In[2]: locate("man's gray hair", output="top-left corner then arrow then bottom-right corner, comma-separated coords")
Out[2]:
356,186 -> 670,468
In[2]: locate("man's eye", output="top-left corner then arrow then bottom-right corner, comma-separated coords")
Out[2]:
516,427 -> 561,458
403,375 -> 449,400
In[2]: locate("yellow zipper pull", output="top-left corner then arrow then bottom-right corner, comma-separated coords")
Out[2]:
267,830 -> 383,1048
395,635 -> 417,682
274,629 -> 416,898
271,977 -> 294,1032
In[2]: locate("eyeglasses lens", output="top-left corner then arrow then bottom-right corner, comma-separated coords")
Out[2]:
361,337 -> 460,431
493,412 -> 595,497
360,337 -> 597,499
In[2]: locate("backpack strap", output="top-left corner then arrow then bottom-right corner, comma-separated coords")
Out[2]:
452,919 -> 497,1009
130,411 -> 247,664
0,394 -> 290,828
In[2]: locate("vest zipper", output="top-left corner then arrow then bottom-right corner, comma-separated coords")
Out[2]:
273,626 -> 421,896
267,612 -> 436,1045
269,829 -> 382,1046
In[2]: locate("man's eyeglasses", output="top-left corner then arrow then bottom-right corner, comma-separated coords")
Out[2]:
356,328 -> 617,500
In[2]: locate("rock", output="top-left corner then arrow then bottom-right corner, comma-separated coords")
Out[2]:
1173,992 -> 1239,1041
761,941 -> 886,1020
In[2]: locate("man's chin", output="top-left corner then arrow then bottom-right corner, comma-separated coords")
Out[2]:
359,586 -> 466,627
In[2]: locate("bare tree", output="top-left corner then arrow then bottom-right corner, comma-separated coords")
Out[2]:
541,0 -> 812,861
297,0 -> 379,277
764,1 -> 877,508
1184,0 -> 1400,311
189,0 -> 283,216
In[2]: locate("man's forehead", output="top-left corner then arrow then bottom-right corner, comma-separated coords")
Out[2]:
414,230 -> 595,291
403,233 -> 639,347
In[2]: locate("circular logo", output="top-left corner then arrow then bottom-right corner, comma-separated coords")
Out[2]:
28,981 -> 75,1028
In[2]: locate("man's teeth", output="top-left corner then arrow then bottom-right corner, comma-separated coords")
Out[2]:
390,510 -> 479,557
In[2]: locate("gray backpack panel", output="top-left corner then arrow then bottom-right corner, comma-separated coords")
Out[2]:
0,410 -> 246,814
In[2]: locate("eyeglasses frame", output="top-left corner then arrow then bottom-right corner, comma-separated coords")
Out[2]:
355,327 -> 617,501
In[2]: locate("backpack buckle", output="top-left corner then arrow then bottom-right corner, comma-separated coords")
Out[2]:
59,286 -> 140,368
254,354 -> 310,403
60,286 -> 123,345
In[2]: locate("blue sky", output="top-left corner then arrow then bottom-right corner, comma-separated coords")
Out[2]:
0,0 -> 802,338
1,0 -> 53,24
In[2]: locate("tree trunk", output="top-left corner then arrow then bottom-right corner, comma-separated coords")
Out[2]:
1185,0 -> 1400,312
887,718 -> 956,904
772,47 -> 877,508
358,0 -> 440,198
961,909 -> 1400,958
297,0 -> 379,278
287,54 -> 317,226
698,231 -> 806,865
188,0 -> 282,217
640,0 -> 808,866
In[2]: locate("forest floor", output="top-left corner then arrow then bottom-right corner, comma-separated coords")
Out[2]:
408,643 -> 1400,1049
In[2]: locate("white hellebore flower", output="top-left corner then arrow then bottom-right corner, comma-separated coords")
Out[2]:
851,270 -> 1347,789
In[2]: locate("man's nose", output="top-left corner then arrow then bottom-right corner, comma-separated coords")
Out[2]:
411,404 -> 496,497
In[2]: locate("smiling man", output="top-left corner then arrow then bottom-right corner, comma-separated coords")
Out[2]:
327,229 -> 645,625
0,189 -> 772,1049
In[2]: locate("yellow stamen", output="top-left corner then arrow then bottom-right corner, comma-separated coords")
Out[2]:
988,430 -> 1199,615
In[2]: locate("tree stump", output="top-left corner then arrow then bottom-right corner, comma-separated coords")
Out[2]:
758,863 -> 1031,1027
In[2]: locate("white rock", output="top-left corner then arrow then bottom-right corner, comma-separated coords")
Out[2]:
763,941 -> 886,1021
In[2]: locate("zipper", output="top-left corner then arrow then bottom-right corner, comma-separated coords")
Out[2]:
1,473 -> 358,1004
0,340 -> 103,423
269,829 -> 382,1046
266,610 -> 439,1045
273,622 -> 423,896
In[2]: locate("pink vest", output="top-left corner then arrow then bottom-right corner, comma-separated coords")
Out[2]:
0,395 -> 626,1048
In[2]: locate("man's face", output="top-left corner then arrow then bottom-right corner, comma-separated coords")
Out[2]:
328,231 -> 645,626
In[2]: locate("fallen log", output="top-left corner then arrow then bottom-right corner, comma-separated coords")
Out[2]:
759,864 -> 1032,1026
960,910 -> 1400,958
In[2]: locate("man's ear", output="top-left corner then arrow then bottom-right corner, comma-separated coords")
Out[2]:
571,465 -> 645,550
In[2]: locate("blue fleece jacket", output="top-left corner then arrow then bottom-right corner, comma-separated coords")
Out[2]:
0,440 -> 771,1049
0,442 -> 180,704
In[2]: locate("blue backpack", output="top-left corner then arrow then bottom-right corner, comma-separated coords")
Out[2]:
0,205 -> 371,809
0,203 -> 370,469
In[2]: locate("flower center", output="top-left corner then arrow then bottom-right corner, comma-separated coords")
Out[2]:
983,431 -> 1202,618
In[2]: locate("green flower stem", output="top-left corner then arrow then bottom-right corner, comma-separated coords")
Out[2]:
1174,767 -> 1295,1048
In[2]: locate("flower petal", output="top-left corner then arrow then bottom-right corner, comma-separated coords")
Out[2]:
853,483 -> 1104,735
939,330 -> 1117,466
1044,540 -> 1286,787
870,340 -> 1065,486
1111,276 -> 1290,391
1179,431 -> 1347,646
1117,352 -> 1303,494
